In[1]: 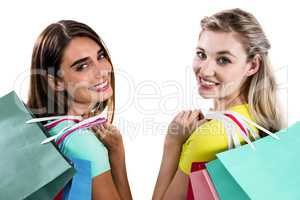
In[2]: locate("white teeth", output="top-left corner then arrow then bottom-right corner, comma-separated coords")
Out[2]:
201,79 -> 216,86
93,80 -> 108,89
98,80 -> 108,88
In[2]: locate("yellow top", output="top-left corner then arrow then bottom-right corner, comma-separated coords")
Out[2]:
179,104 -> 258,174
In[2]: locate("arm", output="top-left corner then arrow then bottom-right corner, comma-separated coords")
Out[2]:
163,169 -> 189,200
93,124 -> 132,200
153,140 -> 189,200
109,148 -> 132,200
153,110 -> 206,199
49,118 -> 130,200
92,170 -> 121,200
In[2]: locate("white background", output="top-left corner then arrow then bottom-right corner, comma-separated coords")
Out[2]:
0,0 -> 299,199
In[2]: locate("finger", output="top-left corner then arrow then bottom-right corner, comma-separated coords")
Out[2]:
174,111 -> 184,121
95,130 -> 103,140
104,124 -> 114,133
103,123 -> 109,130
92,123 -> 102,132
97,129 -> 108,140
92,124 -> 101,133
198,111 -> 205,120
92,124 -> 101,130
108,124 -> 117,131
105,123 -> 113,130
96,124 -> 104,132
190,110 -> 200,119
190,110 -> 204,120
95,125 -> 108,139
184,110 -> 192,118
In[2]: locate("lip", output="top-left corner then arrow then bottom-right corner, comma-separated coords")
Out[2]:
89,80 -> 110,92
198,77 -> 220,90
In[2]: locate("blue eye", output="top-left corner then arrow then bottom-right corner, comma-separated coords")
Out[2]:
196,51 -> 207,60
217,57 -> 231,65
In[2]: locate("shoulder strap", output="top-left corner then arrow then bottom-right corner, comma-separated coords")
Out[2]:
205,111 -> 279,150
26,113 -> 107,145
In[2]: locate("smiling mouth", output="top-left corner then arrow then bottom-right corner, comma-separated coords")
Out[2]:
89,80 -> 110,92
199,77 -> 220,87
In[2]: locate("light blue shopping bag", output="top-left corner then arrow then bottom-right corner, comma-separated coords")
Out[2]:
207,122 -> 300,200
63,157 -> 92,200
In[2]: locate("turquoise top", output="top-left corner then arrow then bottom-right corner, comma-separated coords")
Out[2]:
47,120 -> 110,177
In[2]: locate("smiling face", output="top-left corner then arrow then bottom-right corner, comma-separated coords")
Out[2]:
193,30 -> 256,100
57,36 -> 113,111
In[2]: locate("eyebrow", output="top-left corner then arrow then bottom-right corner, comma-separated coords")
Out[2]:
196,47 -> 237,58
70,48 -> 103,68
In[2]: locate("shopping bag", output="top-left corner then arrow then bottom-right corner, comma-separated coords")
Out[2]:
187,162 -> 219,200
26,105 -> 108,200
206,159 -> 251,200
186,110 -> 264,200
206,120 -> 300,200
186,110 -> 278,199
59,157 -> 92,200
0,91 -> 75,199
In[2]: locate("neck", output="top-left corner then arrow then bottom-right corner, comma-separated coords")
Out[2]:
213,92 -> 246,111
67,100 -> 96,116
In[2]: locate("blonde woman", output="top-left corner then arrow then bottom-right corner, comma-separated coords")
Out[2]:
153,8 -> 285,199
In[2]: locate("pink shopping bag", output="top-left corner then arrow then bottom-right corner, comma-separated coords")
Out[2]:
187,162 -> 219,200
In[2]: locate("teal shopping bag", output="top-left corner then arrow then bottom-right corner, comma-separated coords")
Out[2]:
206,159 -> 251,200
207,122 -> 300,200
0,91 -> 75,200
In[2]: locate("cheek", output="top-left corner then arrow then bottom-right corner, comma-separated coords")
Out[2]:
192,58 -> 201,74
105,62 -> 113,74
104,64 -> 113,81
217,70 -> 246,94
70,68 -> 91,81
93,61 -> 113,77
217,66 -> 245,83
63,71 -> 92,94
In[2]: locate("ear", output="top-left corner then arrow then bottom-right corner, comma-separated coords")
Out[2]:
246,54 -> 261,77
47,74 -> 65,92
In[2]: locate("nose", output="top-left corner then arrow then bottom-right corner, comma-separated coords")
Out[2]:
94,61 -> 111,78
194,59 -> 216,77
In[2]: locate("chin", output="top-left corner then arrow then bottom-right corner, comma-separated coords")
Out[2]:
93,88 -> 113,102
198,90 -> 218,99
200,95 -> 213,99
199,94 -> 217,99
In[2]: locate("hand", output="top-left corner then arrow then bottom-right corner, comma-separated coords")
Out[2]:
92,123 -> 125,160
166,110 -> 207,146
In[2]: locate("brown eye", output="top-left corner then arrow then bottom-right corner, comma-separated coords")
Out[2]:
76,63 -> 88,71
196,51 -> 207,60
217,56 -> 231,65
97,51 -> 106,61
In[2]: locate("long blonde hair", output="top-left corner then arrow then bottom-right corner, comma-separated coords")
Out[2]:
200,8 -> 285,133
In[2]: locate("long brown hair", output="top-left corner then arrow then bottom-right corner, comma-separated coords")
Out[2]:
27,20 -> 115,122
200,8 -> 285,132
